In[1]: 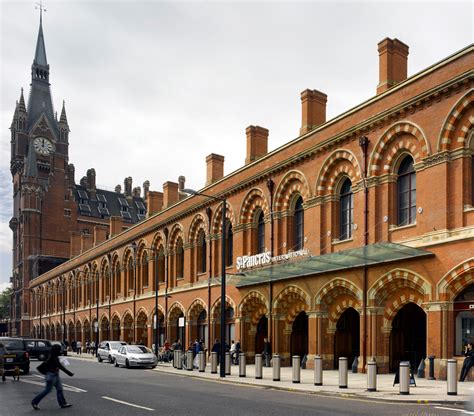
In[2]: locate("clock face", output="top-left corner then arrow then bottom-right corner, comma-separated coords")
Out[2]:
33,137 -> 55,155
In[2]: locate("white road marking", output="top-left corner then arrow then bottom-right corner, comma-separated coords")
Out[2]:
102,396 -> 154,411
435,406 -> 473,414
20,378 -> 86,393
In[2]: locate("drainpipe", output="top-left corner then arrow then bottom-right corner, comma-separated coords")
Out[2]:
164,228 -> 169,341
359,136 -> 370,372
266,178 -> 275,346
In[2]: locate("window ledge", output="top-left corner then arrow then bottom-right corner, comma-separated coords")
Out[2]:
464,205 -> 474,213
389,222 -> 417,231
177,277 -> 184,281
197,272 -> 207,277
332,237 -> 353,246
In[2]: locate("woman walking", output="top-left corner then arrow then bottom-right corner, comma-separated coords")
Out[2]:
31,344 -> 74,410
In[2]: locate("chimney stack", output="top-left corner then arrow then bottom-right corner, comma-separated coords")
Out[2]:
93,225 -> 108,246
206,153 -> 225,185
245,125 -> 268,165
86,168 -> 96,197
146,191 -> 163,217
115,184 -> 122,193
300,89 -> 327,135
143,180 -> 150,200
377,38 -> 409,94
68,164 -> 75,187
132,186 -> 141,198
178,176 -> 186,192
124,177 -> 133,197
163,181 -> 179,208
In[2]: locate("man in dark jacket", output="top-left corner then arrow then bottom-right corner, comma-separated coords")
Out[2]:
460,342 -> 474,381
263,338 -> 272,367
31,344 -> 74,410
211,339 -> 221,362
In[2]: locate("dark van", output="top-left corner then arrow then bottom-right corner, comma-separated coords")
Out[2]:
0,337 -> 30,375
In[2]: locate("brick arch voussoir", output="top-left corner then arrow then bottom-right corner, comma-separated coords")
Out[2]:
369,122 -> 430,175
316,150 -> 362,197
368,268 -> 431,305
211,202 -> 236,234
210,296 -> 236,320
168,302 -> 186,321
273,171 -> 311,211
239,290 -> 268,316
315,278 -> 362,307
188,214 -> 207,244
187,298 -> 207,320
383,295 -> 425,324
437,258 -> 474,300
169,224 -> 185,248
438,90 -> 474,152
239,188 -> 270,224
273,285 -> 310,313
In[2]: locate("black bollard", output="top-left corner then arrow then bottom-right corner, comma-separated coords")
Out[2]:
417,358 -> 425,378
351,356 -> 358,373
428,355 -> 436,380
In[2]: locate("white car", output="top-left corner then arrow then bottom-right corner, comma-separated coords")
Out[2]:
97,341 -> 127,363
114,345 -> 157,369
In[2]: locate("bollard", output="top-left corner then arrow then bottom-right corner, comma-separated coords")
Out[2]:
225,352 -> 231,375
367,361 -> 377,392
292,355 -> 301,384
314,355 -> 323,386
428,355 -> 436,380
211,351 -> 218,374
417,358 -> 425,378
239,353 -> 246,377
198,351 -> 205,372
447,359 -> 457,396
186,350 -> 194,371
399,361 -> 410,395
176,350 -> 183,370
351,356 -> 358,373
255,354 -> 263,379
273,354 -> 281,381
339,357 -> 348,388
173,350 -> 177,368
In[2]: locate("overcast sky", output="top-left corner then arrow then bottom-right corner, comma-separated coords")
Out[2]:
0,0 -> 472,291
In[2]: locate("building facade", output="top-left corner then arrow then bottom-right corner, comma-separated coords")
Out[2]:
24,27 -> 473,378
9,15 -> 148,337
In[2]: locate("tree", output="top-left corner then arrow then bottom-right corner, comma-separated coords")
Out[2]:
0,286 -> 13,320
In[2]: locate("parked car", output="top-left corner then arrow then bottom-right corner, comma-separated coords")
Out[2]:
0,337 -> 30,375
97,341 -> 127,363
24,339 -> 52,361
114,345 -> 157,369
50,341 -> 68,356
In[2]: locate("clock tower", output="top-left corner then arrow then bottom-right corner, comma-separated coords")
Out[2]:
9,11 -> 72,336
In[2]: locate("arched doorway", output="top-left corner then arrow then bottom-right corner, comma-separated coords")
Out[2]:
123,314 -> 133,344
389,303 -> 426,372
197,310 -> 207,348
83,320 -> 91,344
68,321 -> 74,343
100,317 -> 109,342
111,316 -> 120,341
291,311 -> 308,359
454,284 -> 474,355
334,308 -> 360,368
136,311 -> 148,345
255,316 -> 268,355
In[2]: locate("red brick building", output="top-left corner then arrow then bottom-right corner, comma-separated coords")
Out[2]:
24,21 -> 473,378
9,14 -> 147,337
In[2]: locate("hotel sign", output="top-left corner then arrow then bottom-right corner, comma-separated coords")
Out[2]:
236,249 -> 309,271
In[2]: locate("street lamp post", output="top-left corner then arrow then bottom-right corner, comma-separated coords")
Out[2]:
182,188 -> 227,378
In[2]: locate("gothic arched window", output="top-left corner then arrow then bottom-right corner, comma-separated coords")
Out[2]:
339,178 -> 353,240
397,156 -> 416,226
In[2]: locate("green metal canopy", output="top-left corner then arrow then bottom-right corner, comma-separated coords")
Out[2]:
230,242 -> 433,288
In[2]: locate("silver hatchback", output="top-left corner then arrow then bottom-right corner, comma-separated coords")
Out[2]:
114,345 -> 157,369
97,341 -> 127,363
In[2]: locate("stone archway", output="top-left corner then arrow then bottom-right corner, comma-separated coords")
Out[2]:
333,307 -> 360,369
136,310 -> 148,346
290,311 -> 308,360
122,313 -> 133,344
111,315 -> 121,341
100,316 -> 109,342
239,291 -> 268,356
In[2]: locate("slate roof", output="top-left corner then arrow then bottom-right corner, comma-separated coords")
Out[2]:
75,185 -> 146,224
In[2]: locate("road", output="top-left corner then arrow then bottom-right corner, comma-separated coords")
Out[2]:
0,357 -> 467,415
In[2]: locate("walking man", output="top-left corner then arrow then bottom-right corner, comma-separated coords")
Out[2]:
460,342 -> 474,381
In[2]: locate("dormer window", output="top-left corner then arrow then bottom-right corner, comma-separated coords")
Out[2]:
97,194 -> 110,217
77,190 -> 91,216
135,201 -> 146,221
118,197 -> 132,221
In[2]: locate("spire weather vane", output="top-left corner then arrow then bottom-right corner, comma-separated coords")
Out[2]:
35,1 -> 46,21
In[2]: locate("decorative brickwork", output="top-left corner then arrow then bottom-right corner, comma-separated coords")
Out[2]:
274,170 -> 311,210
316,150 -> 361,196
239,188 -> 270,223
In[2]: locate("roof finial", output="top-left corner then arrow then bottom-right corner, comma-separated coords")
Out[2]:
35,0 -> 46,24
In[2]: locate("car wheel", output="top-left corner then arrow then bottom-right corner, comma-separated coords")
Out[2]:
38,354 -> 46,361
151,365 -> 157,369
98,355 -> 103,362
114,360 -> 119,368
125,359 -> 130,369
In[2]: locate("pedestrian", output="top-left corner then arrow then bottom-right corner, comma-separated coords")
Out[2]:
71,340 -> 76,353
85,340 -> 90,354
31,344 -> 74,410
90,341 -> 96,355
460,342 -> 474,381
262,338 -> 272,367
211,339 -> 221,362
235,340 -> 241,365
230,340 -> 236,364
76,340 -> 82,355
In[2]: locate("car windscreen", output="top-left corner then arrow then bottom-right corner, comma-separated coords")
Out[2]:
127,346 -> 149,354
2,339 -> 24,350
110,343 -> 125,350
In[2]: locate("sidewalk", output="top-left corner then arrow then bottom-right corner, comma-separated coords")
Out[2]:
67,354 -> 471,404
153,361 -> 472,405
